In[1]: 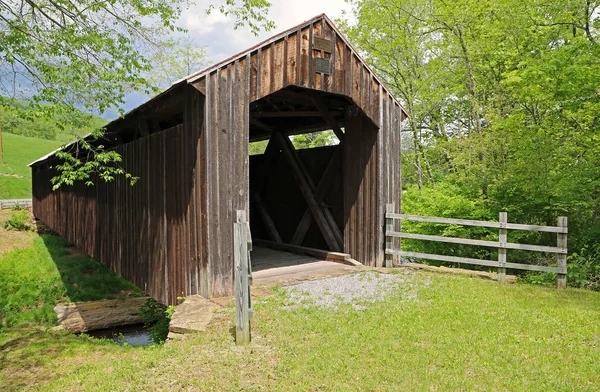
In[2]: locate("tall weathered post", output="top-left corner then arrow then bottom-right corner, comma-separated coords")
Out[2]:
385,204 -> 395,268
556,216 -> 568,289
498,212 -> 507,283
234,210 -> 251,345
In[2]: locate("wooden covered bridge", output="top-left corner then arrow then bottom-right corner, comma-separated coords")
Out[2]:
30,14 -> 407,305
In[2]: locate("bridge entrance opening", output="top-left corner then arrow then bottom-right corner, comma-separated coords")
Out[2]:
248,86 -> 354,271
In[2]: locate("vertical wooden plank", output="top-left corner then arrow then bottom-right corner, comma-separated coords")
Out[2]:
295,30 -> 301,86
234,210 -> 251,345
498,212 -> 507,283
282,36 -> 288,88
300,27 -> 310,87
557,216 -> 568,288
260,45 -> 271,99
273,39 -> 285,93
204,72 -> 216,299
308,23 -> 314,89
313,20 -> 322,90
255,48 -> 262,101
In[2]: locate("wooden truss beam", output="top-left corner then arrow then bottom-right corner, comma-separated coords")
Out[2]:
252,110 -> 343,118
272,132 -> 343,251
252,192 -> 282,243
310,95 -> 345,142
291,145 -> 342,246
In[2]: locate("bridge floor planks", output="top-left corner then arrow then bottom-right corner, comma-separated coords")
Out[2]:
251,246 -> 359,287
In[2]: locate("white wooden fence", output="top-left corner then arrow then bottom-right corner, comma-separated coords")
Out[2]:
0,198 -> 32,209
384,205 -> 568,288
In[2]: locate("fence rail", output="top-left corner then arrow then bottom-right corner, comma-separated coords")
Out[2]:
384,206 -> 568,288
0,199 -> 32,209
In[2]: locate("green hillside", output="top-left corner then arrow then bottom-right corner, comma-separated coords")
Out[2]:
0,97 -> 105,143
0,133 -> 62,199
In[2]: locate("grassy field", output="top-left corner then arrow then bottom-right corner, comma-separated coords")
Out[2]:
0,230 -> 599,391
0,133 -> 62,199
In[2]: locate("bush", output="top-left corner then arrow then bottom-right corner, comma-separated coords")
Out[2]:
566,244 -> 600,291
2,210 -> 32,231
139,298 -> 175,343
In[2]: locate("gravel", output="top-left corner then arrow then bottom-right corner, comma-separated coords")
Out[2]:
281,270 -> 417,311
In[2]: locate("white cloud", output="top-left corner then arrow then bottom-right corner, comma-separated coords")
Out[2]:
181,8 -> 229,35
179,0 -> 353,63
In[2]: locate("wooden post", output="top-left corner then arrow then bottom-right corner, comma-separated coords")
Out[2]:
498,212 -> 507,283
385,204 -> 394,268
234,210 -> 251,345
557,216 -> 568,289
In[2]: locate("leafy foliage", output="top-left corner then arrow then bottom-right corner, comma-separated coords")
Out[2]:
138,298 -> 174,344
291,130 -> 339,149
343,0 -> 600,288
2,209 -> 32,231
52,136 -> 139,189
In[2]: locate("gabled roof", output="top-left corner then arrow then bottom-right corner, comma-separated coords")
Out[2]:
30,14 -> 406,167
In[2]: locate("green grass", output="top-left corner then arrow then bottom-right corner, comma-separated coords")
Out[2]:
0,235 -> 140,330
0,133 -> 62,199
1,266 -> 599,391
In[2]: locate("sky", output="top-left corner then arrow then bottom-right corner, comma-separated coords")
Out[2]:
118,0 -> 354,117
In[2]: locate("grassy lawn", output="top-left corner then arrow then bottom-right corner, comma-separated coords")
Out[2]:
0,133 -> 62,199
1,247 -> 599,391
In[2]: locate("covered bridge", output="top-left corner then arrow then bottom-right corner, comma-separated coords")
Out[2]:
30,14 -> 407,305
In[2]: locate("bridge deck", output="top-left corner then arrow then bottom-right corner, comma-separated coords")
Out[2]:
251,246 -> 358,288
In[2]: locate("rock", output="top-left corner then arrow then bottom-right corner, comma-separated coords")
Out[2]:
54,297 -> 151,333
169,295 -> 217,334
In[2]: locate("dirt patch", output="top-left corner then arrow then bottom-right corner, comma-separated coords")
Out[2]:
0,173 -> 23,178
281,270 -> 419,310
0,209 -> 36,255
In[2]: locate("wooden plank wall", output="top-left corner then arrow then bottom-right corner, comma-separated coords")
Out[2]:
32,88 -> 209,305
200,58 -> 250,298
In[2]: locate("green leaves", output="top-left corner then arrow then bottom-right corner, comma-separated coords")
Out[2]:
51,139 -> 138,190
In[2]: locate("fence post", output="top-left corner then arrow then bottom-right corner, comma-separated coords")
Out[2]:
557,216 -> 568,289
385,204 -> 394,268
498,212 -> 507,283
234,210 -> 251,345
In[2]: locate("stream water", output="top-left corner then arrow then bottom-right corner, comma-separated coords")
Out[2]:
85,324 -> 155,346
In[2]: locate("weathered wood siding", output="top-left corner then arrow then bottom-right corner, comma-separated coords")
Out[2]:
191,16 -> 402,130
33,87 -> 210,305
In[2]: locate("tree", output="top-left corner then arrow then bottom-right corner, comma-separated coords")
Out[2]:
150,38 -> 209,89
343,0 -> 600,286
0,0 -> 273,188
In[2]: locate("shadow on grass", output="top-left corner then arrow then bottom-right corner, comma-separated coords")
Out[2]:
0,328 -> 116,391
40,234 -> 141,303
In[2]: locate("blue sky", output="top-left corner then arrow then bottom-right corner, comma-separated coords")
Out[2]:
116,0 -> 353,118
